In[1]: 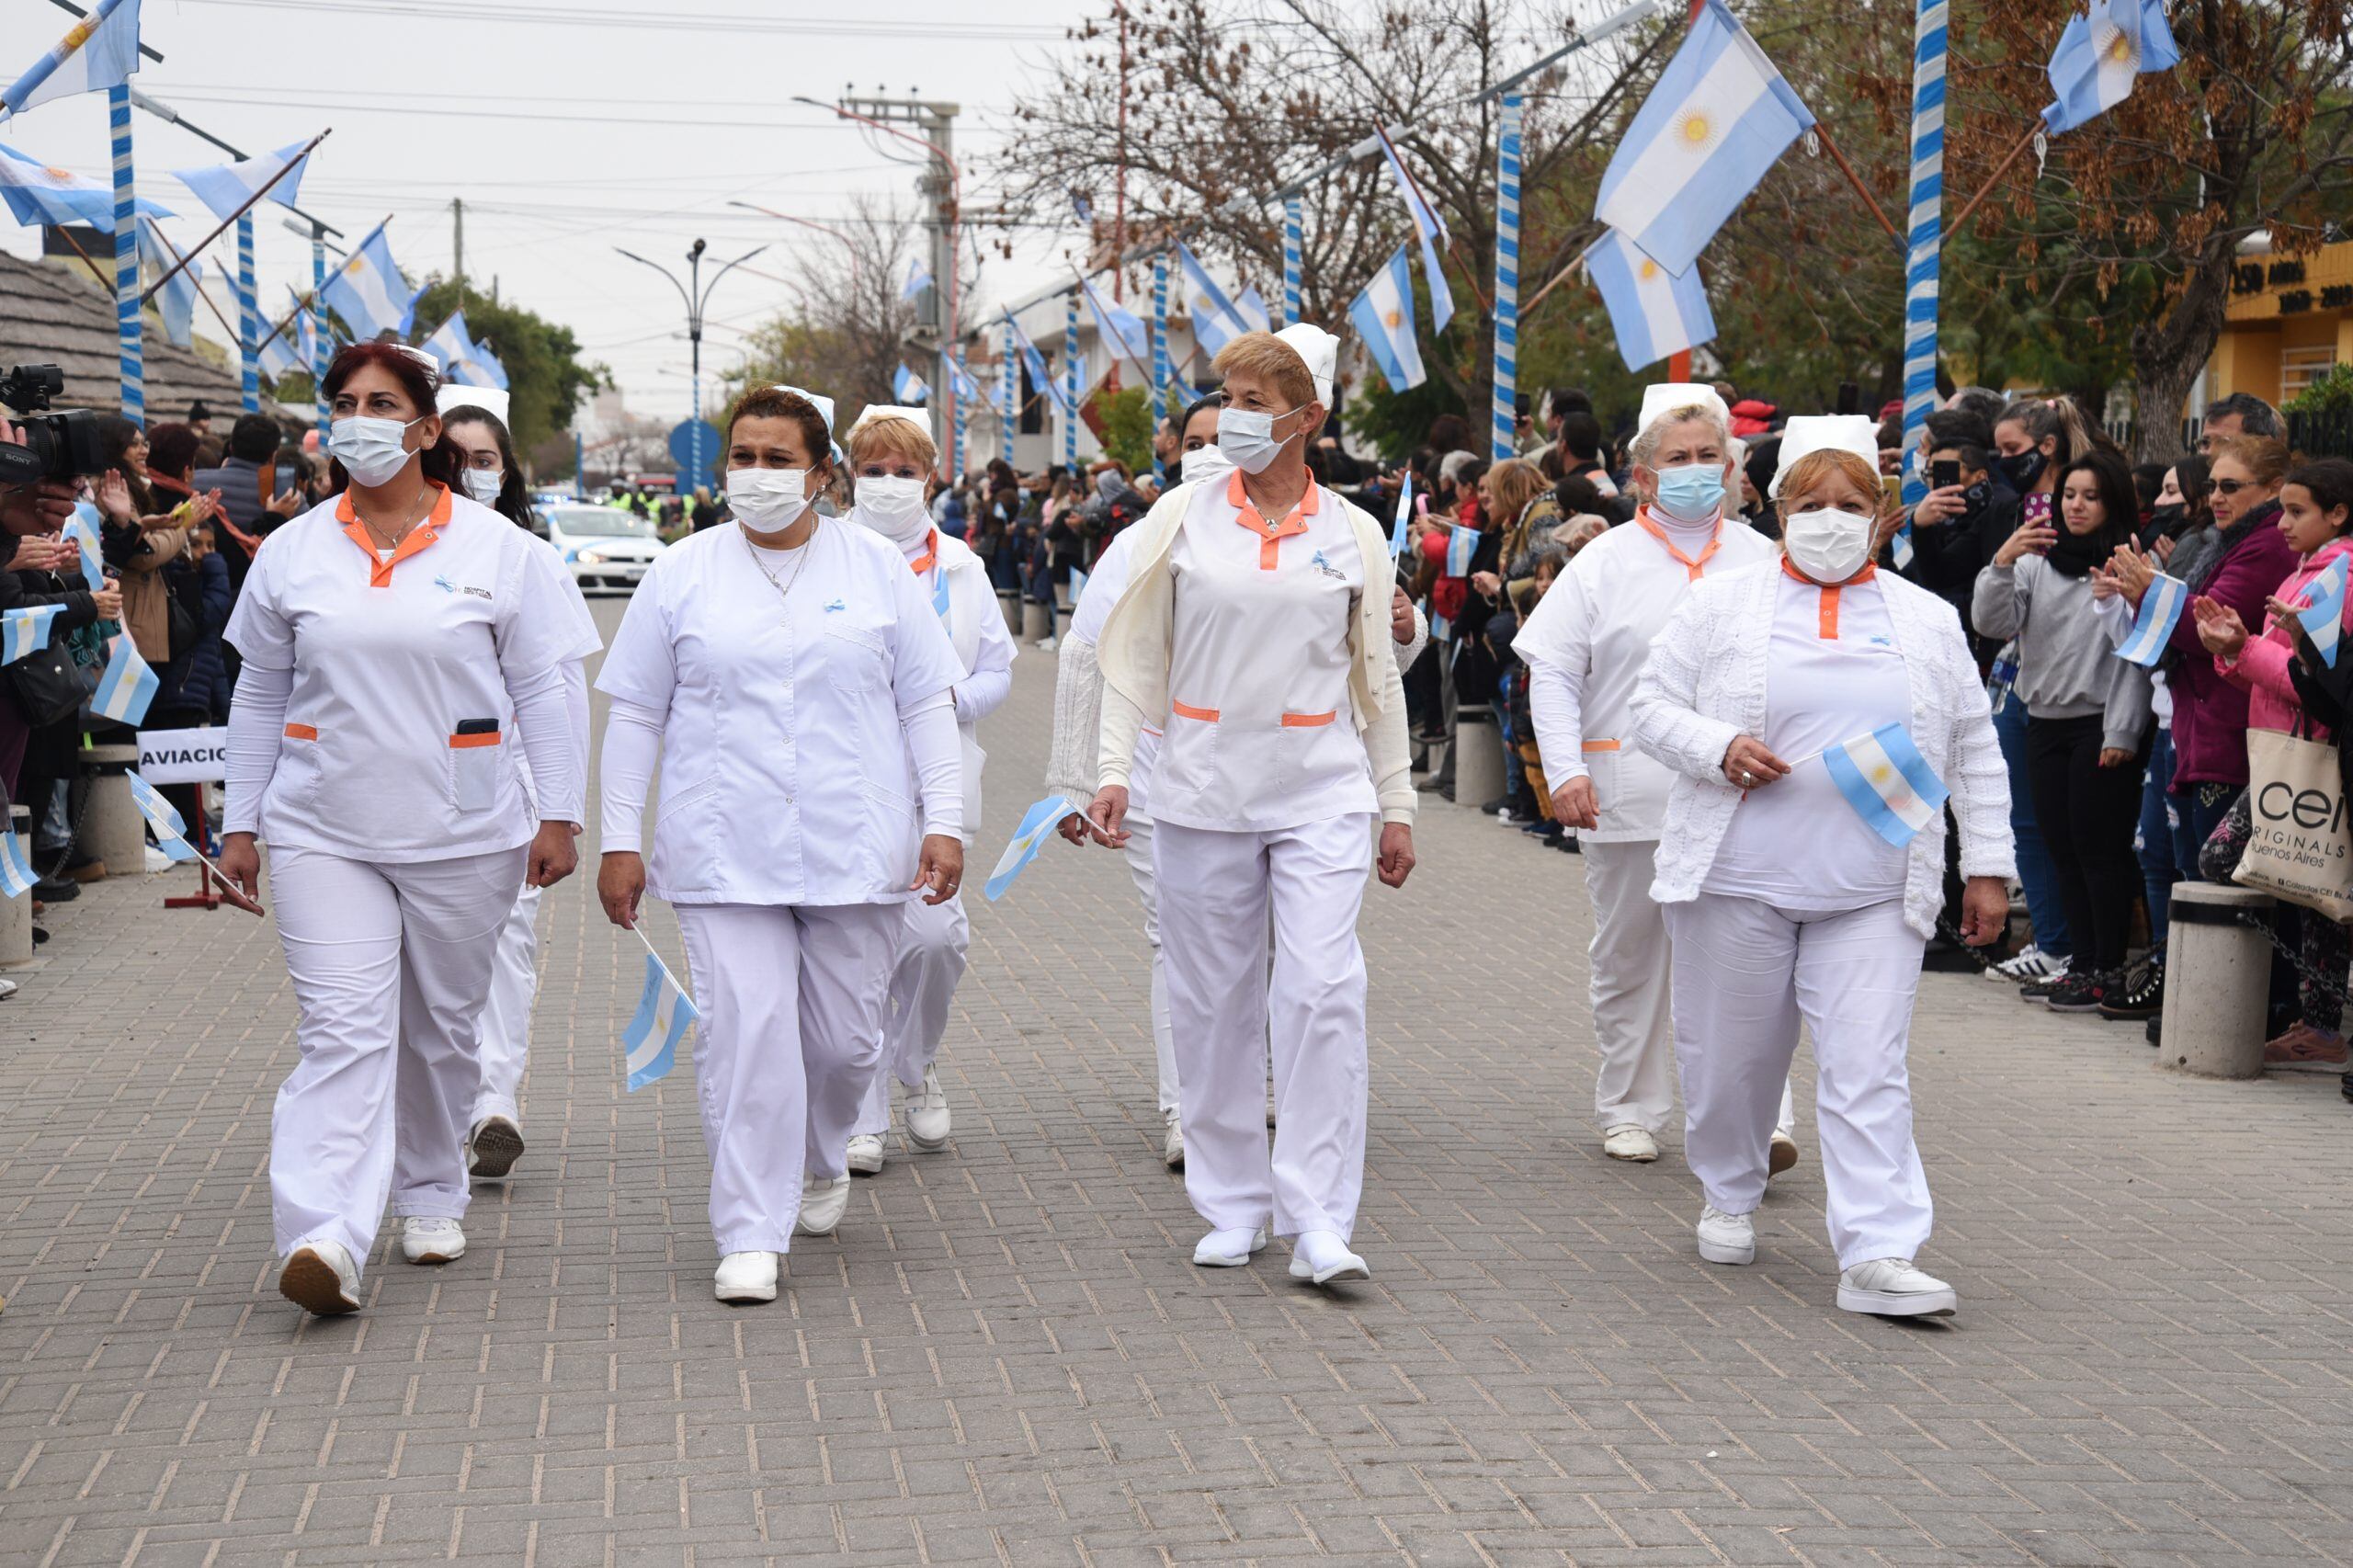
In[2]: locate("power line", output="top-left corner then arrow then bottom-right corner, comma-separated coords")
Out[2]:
165,0 -> 1071,40
117,89 -> 1010,135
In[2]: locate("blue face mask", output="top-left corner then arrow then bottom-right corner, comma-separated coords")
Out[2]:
1652,461 -> 1727,524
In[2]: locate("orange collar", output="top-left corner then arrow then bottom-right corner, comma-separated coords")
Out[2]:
338,483 -> 454,588
1228,468 -> 1319,570
909,528 -> 940,577
1780,553 -> 1877,639
1633,505 -> 1724,581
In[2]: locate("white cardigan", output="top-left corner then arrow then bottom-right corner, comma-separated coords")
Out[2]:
1629,560 -> 2015,937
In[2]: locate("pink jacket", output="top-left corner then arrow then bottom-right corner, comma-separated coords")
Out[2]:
2220,535 -> 2353,740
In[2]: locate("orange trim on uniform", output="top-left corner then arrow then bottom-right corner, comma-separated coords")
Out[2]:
1632,505 -> 1724,582
1226,467 -> 1319,570
1171,700 -> 1221,722
909,528 -> 939,576
283,722 -> 317,741
1781,554 -> 1878,639
337,483 -> 454,587
1279,710 -> 1337,728
449,731 -> 503,749
1581,739 -> 1620,752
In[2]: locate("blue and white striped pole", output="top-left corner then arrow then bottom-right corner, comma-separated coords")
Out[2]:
999,319 -> 1016,464
236,213 -> 260,415
1151,252 -> 1169,482
952,351 -> 968,478
312,229 -> 330,437
108,84 -> 141,426
1896,0 -> 1949,568
1282,196 -> 1303,328
1063,290 -> 1079,469
1491,93 -> 1522,463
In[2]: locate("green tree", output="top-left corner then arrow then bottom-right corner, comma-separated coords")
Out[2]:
1091,385 -> 1154,474
406,279 -> 609,455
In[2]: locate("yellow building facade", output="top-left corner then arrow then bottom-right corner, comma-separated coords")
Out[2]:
2207,238 -> 2353,407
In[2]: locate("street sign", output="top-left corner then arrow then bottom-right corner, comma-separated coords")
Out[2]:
667,418 -> 723,482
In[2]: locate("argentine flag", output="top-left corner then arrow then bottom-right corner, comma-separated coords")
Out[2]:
2042,0 -> 2181,135
64,505 -> 105,591
944,355 -> 982,403
2113,573 -> 2187,666
986,795 -> 1079,903
903,256 -> 934,301
126,769 -> 197,861
1081,276 -> 1151,369
1375,127 -> 1453,334
1,0 -> 141,120
1348,244 -> 1426,392
1823,722 -> 1949,848
92,633 -> 158,725
423,310 -> 483,380
1389,470 -> 1414,558
2296,554 -> 2348,669
2,605 -> 63,666
620,945 -> 698,1092
1446,524 -> 1481,578
892,364 -> 930,404
1593,0 -> 1814,278
1234,284 -> 1271,333
321,219 -> 417,342
1586,229 -> 1716,372
1176,243 -> 1252,356
0,142 -> 173,230
1011,318 -> 1074,416
0,831 -> 35,900
137,219 -> 201,350
171,137 -> 314,223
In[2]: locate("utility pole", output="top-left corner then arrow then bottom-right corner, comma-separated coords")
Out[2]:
832,95 -> 961,475
451,197 -> 465,315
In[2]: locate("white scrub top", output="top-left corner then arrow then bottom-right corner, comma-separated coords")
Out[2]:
880,519 -> 1015,846
222,484 -> 600,863
1070,525 -> 1161,820
597,517 -> 966,906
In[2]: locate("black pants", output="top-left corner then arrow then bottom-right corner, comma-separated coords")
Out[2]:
2024,712 -> 2146,974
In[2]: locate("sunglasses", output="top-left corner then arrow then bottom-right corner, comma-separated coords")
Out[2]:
2209,479 -> 2254,496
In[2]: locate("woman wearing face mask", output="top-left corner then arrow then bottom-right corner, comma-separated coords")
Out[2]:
1972,451 -> 2152,1014
438,400 -> 585,1181
595,385 -> 966,1306
1631,421 -> 2014,1320
1087,326 -> 1416,1287
216,343 -> 599,1316
1516,385 -> 1797,1169
839,405 -> 1016,1175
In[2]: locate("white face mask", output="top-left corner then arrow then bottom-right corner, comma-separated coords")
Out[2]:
328,414 -> 424,487
1180,444 -> 1234,486
1216,405 -> 1304,475
1781,506 -> 1876,584
856,474 -> 931,545
727,467 -> 811,530
461,469 -> 504,506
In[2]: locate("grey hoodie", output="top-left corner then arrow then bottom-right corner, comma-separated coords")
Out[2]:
1972,555 -> 2153,752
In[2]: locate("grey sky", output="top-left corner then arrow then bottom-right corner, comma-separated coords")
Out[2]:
1,0 -> 1102,423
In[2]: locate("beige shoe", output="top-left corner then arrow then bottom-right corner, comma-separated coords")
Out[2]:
1601,1123 -> 1658,1162
278,1240 -> 360,1315
468,1114 -> 524,1179
1768,1130 -> 1800,1176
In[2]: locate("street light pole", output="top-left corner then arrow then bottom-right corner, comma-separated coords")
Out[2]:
616,237 -> 766,492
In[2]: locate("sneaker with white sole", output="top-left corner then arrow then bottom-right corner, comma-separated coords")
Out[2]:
1836,1256 -> 1958,1317
400,1216 -> 466,1265
795,1176 -> 851,1236
1768,1131 -> 1800,1176
714,1251 -> 779,1303
1288,1229 -> 1370,1285
846,1133 -> 886,1175
1993,943 -> 2066,983
906,1067 -> 951,1150
467,1114 -> 524,1179
278,1239 -> 360,1315
1601,1123 -> 1658,1162
1163,1117 -> 1185,1170
1695,1205 -> 1756,1265
1190,1225 -> 1267,1267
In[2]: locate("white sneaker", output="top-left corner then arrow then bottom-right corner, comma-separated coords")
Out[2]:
467,1114 -> 524,1179
399,1216 -> 466,1265
1163,1117 -> 1185,1170
905,1067 -> 951,1150
1288,1229 -> 1370,1285
1695,1205 -> 1756,1265
846,1133 -> 886,1175
1190,1225 -> 1267,1267
1992,943 -> 2064,983
1768,1130 -> 1800,1176
1836,1256 -> 1958,1317
795,1176 -> 851,1236
1601,1123 -> 1658,1162
278,1239 -> 360,1316
713,1251 -> 779,1303
1035,636 -> 1058,652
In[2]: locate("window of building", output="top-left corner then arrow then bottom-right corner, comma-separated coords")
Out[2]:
2284,346 -> 2338,401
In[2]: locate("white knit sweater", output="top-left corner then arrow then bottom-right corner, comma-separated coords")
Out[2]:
1629,560 -> 2016,937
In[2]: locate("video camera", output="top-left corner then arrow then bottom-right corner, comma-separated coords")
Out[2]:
0,365 -> 108,487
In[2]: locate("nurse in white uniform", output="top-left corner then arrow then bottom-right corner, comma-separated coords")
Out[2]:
1088,326 -> 1416,1288
595,385 -> 967,1306
217,343 -> 599,1317
1630,420 -> 2013,1317
1515,385 -> 1800,1166
842,405 -> 1015,1174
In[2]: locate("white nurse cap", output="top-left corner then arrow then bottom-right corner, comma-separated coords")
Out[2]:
436,382 -> 510,427
1273,323 -> 1338,407
1769,415 -> 1881,498
849,403 -> 931,437
1636,381 -> 1731,437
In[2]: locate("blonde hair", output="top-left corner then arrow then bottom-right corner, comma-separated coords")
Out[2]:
847,413 -> 938,470
1628,404 -> 1732,470
1211,331 -> 1316,408
1485,458 -> 1548,528
1776,448 -> 1881,509
2211,435 -> 2290,487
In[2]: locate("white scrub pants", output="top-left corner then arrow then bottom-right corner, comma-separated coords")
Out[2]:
854,892 -> 971,1136
1120,815 -> 1181,1119
1154,812 -> 1371,1241
676,901 -> 901,1256
268,843 -> 526,1272
472,882 -> 541,1126
1662,893 -> 1934,1269
1584,838 -> 1795,1138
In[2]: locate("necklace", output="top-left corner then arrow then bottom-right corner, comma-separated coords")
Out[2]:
741,517 -> 817,611
352,483 -> 431,551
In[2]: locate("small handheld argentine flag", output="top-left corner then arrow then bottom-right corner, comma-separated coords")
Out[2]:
92,633 -> 158,725
2,604 -> 63,665
1068,566 -> 1088,605
620,927 -> 699,1092
1445,524 -> 1481,578
65,504 -> 106,592
986,794 -> 1080,902
1822,723 -> 1950,848
2114,573 -> 2188,666
2296,554 -> 2348,669
0,831 -> 35,900
1390,470 -> 1414,558
126,769 -> 197,862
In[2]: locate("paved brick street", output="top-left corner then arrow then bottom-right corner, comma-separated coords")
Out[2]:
5,597 -> 2353,1565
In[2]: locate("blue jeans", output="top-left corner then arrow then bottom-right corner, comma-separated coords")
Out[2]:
2136,727 -> 2181,954
1492,687 -> 1525,800
2173,779 -> 2235,881
1993,694 -> 2071,959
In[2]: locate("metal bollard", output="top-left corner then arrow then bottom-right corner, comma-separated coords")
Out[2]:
0,807 -> 31,967
76,743 -> 146,881
1452,710 -> 1505,808
2156,881 -> 2276,1078
1021,599 -> 1050,643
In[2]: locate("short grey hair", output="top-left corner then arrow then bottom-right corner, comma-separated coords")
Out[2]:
2203,391 -> 2282,438
1628,404 -> 1733,470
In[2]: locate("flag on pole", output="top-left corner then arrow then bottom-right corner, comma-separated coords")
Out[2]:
64,504 -> 107,591
2,604 -> 63,665
903,255 -> 933,301
0,830 -> 35,899
1586,229 -> 1717,371
945,354 -> 982,403
2296,554 -> 2349,669
0,0 -> 141,119
1070,189 -> 1094,224
1175,242 -> 1252,356
985,795 -> 1080,902
619,941 -> 699,1092
2041,0 -> 2181,134
1080,276 -> 1151,368
1822,722 -> 1949,847
892,364 -> 931,403
261,288 -> 306,380
1348,243 -> 1427,392
2113,573 -> 2188,666
1446,524 -> 1482,578
91,632 -> 157,724
125,768 -> 196,860
136,217 -> 199,348
319,219 -> 417,340
0,141 -> 172,230
1374,126 -> 1453,333
468,340 -> 509,392
1010,317 -> 1074,416
170,137 -> 315,222
1389,470 -> 1414,558
422,309 -> 503,387
1233,283 -> 1272,333
1592,0 -> 1815,278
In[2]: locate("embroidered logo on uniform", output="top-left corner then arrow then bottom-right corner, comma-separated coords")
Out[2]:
433,574 -> 457,593
824,598 -> 847,613
1309,549 -> 1345,580
1869,635 -> 1893,646
464,585 -> 494,600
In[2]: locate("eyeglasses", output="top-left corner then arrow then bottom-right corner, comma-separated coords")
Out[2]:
2209,479 -> 2253,496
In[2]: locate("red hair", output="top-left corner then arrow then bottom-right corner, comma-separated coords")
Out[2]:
321,341 -> 470,494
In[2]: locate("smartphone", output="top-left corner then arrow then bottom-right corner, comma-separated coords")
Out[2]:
1931,459 -> 1961,491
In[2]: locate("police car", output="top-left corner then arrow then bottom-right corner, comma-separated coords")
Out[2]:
541,504 -> 666,594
